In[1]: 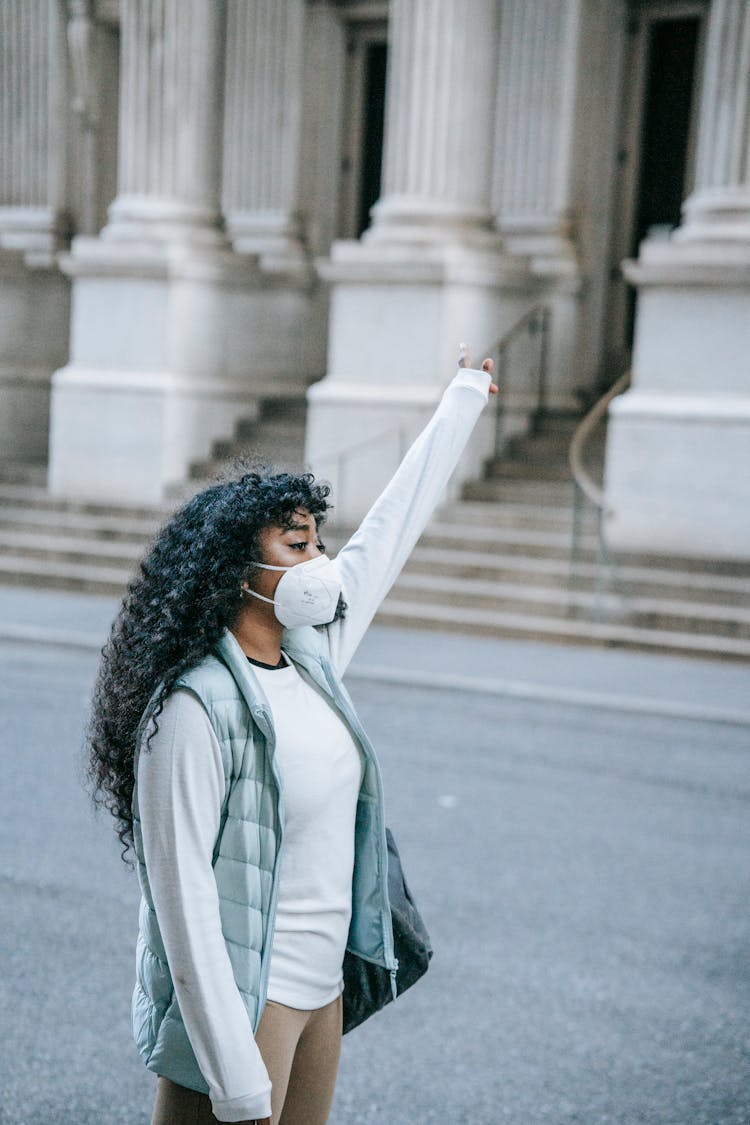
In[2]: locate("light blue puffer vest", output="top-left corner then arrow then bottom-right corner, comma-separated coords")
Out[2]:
131,627 -> 397,1094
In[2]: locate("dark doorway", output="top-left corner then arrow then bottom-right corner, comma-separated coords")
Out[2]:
628,17 -> 700,339
356,42 -> 387,237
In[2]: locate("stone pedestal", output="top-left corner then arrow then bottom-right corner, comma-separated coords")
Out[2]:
308,0 -> 531,522
604,0 -> 750,560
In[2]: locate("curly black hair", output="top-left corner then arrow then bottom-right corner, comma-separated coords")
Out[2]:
87,467 -> 333,862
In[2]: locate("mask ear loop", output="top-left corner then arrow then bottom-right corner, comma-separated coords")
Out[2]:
240,582 -> 277,607
240,559 -> 287,604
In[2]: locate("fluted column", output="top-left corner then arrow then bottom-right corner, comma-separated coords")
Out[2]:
492,0 -> 578,260
222,0 -> 306,269
366,0 -> 500,244
104,0 -> 227,245
0,0 -> 69,261
677,0 -> 750,242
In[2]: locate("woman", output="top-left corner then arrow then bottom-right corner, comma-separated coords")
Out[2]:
88,347 -> 497,1125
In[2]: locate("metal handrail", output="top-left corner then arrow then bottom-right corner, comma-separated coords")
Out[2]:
487,304 -> 551,458
309,424 -> 410,538
569,369 -> 631,511
312,424 -> 410,473
569,369 -> 632,603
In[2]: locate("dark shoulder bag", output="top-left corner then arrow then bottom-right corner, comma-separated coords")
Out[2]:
342,828 -> 433,1034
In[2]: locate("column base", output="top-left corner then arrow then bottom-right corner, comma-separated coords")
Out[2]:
310,239 -> 533,522
48,236 -> 320,503
676,187 -> 750,244
225,210 -> 312,278
0,206 -> 72,267
364,197 -> 503,251
0,251 -> 70,461
102,195 -> 230,250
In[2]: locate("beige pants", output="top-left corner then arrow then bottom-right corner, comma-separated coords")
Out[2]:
151,993 -> 343,1125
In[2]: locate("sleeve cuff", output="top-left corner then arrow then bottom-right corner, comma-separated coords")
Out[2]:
449,367 -> 492,400
211,1080 -> 273,1122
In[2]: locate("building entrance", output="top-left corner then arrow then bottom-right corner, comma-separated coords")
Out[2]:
605,1 -> 707,374
336,4 -> 388,240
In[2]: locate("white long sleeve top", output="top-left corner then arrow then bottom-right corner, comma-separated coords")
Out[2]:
137,367 -> 491,1122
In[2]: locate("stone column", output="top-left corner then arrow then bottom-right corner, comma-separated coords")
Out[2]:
0,0 -> 71,464
366,0 -> 500,245
49,0 -> 299,505
493,0 -> 578,262
222,0 -> 308,272
605,0 -> 750,560
678,0 -> 750,243
309,0 -> 532,522
104,0 -> 227,246
492,0 -> 626,411
0,0 -> 69,259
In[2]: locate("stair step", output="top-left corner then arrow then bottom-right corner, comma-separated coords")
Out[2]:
0,506 -> 161,542
418,521 -> 598,559
403,546 -> 750,602
437,499 -> 598,531
480,462 -> 575,483
391,573 -> 750,640
0,483 -> 171,521
0,529 -> 143,567
528,410 -> 582,435
461,479 -> 577,502
375,598 -> 750,661
0,553 -> 132,595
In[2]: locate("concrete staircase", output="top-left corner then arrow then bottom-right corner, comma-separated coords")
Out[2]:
0,411 -> 749,659
183,396 -> 309,486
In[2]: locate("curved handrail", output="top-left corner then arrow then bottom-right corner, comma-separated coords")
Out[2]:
569,369 -> 631,511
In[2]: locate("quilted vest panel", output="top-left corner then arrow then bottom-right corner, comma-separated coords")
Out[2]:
131,626 -> 395,1095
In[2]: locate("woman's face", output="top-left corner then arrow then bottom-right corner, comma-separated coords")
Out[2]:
250,507 -> 325,602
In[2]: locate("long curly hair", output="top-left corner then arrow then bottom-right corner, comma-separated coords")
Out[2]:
87,467 -> 333,862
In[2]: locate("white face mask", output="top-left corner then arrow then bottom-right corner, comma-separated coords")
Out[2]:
242,554 -> 343,628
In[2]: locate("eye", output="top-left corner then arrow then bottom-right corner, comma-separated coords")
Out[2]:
317,541 -> 326,553
291,541 -> 307,551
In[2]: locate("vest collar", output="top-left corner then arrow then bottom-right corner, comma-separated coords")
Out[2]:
216,626 -> 334,718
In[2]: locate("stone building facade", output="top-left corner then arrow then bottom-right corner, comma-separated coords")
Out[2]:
0,0 -> 746,558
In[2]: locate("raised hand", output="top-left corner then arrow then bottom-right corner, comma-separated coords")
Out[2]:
458,342 -> 499,395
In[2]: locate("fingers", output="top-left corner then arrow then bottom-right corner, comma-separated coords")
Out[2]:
459,345 -> 498,393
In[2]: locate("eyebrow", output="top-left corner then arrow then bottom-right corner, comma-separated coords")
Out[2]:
282,521 -> 312,533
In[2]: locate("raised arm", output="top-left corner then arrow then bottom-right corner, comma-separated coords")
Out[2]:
137,690 -> 273,1123
326,348 -> 497,676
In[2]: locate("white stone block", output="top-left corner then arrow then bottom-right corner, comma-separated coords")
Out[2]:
604,391 -> 750,560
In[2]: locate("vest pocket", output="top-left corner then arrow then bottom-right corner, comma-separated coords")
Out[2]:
347,794 -> 385,963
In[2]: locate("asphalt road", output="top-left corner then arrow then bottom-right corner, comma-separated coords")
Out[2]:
1,639 -> 749,1125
